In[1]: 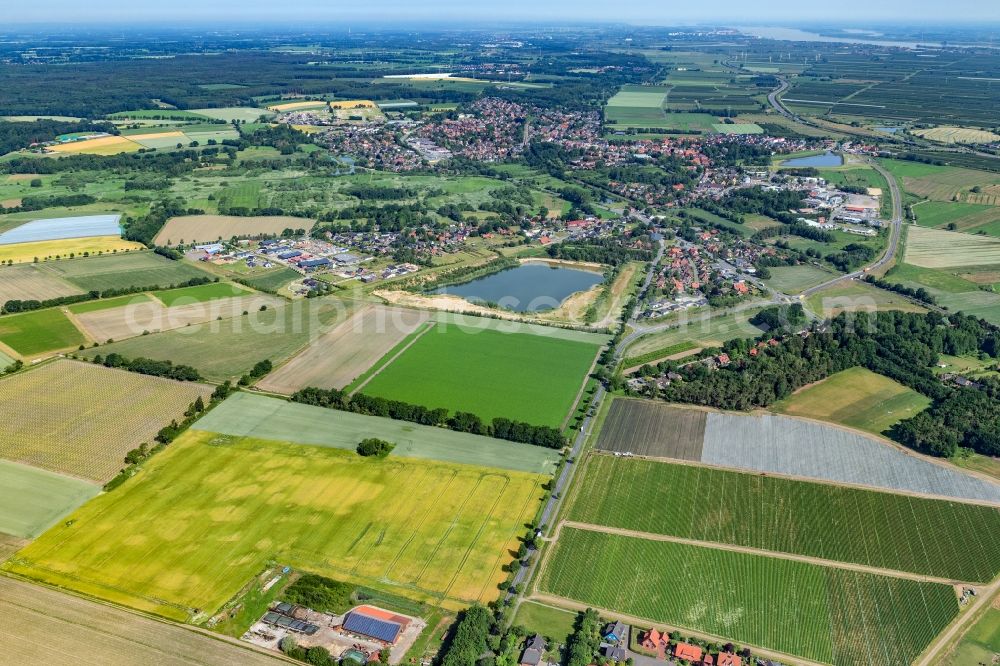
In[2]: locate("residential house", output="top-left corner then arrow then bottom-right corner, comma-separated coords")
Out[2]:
675,642 -> 703,662
603,621 -> 627,644
519,634 -> 546,666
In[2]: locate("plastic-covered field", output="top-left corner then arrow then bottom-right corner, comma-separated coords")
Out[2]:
703,412 -> 1000,504
0,214 -> 121,245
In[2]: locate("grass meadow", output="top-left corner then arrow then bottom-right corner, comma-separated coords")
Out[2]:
774,367 -> 931,435
361,321 -> 600,427
5,430 -> 546,618
567,456 -> 1000,582
540,527 -> 958,666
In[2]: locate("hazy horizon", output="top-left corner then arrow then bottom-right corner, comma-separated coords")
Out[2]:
5,0 -> 997,25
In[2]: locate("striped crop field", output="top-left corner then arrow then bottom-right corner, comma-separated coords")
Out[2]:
567,456 -> 1000,582
540,527 -> 958,666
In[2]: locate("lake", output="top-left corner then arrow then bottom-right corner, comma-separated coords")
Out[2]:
780,151 -> 843,168
433,263 -> 604,312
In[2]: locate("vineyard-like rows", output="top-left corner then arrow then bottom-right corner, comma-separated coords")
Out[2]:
568,457 -> 1000,582
541,528 -> 959,666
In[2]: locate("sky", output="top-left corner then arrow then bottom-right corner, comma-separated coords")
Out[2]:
6,0 -> 993,25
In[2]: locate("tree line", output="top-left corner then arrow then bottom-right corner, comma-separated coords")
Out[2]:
291,387 -> 567,449
658,311 -> 1000,458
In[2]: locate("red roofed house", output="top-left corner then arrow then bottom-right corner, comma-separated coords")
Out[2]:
640,628 -> 662,650
717,653 -> 741,666
675,643 -> 703,662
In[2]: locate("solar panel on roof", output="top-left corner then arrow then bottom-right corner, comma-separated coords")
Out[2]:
263,612 -> 282,625
343,612 -> 402,643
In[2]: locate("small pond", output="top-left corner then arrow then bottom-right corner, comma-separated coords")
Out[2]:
433,263 -> 603,313
780,151 -> 844,168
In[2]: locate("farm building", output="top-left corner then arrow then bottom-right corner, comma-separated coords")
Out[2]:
341,606 -> 408,645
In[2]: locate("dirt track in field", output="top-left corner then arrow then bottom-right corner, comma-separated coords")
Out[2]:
0,576 -> 289,665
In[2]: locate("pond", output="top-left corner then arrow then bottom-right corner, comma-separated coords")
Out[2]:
433,263 -> 604,313
780,151 -> 843,168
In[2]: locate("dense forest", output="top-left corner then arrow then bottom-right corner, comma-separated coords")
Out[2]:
659,311 -> 1000,458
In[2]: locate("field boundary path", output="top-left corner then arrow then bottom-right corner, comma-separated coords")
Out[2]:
915,578 -> 1000,666
555,520 -> 969,586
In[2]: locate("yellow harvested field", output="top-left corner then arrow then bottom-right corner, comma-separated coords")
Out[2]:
47,136 -> 141,155
0,238 -> 144,264
7,430 -> 545,617
266,100 -> 328,111
913,127 -> 1000,144
291,124 -> 327,134
73,294 -> 283,342
154,214 -> 315,245
904,226 -> 1000,268
124,130 -> 186,141
257,304 -> 432,393
0,577 -> 285,666
330,99 -> 376,109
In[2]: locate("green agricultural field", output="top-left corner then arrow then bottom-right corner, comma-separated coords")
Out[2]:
361,320 -> 601,428
81,299 -> 356,381
567,456 -> 1000,582
540,527 -> 958,666
5,430 -> 546,618
913,201 -> 1000,234
153,281 -> 252,306
712,123 -> 763,134
67,293 -> 152,314
192,392 -> 559,474
774,367 -> 931,435
37,252 -> 212,292
0,460 -> 99,539
189,107 -> 272,122
764,264 -> 838,293
0,307 -> 86,356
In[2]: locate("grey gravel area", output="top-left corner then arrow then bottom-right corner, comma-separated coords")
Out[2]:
702,412 -> 1000,505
